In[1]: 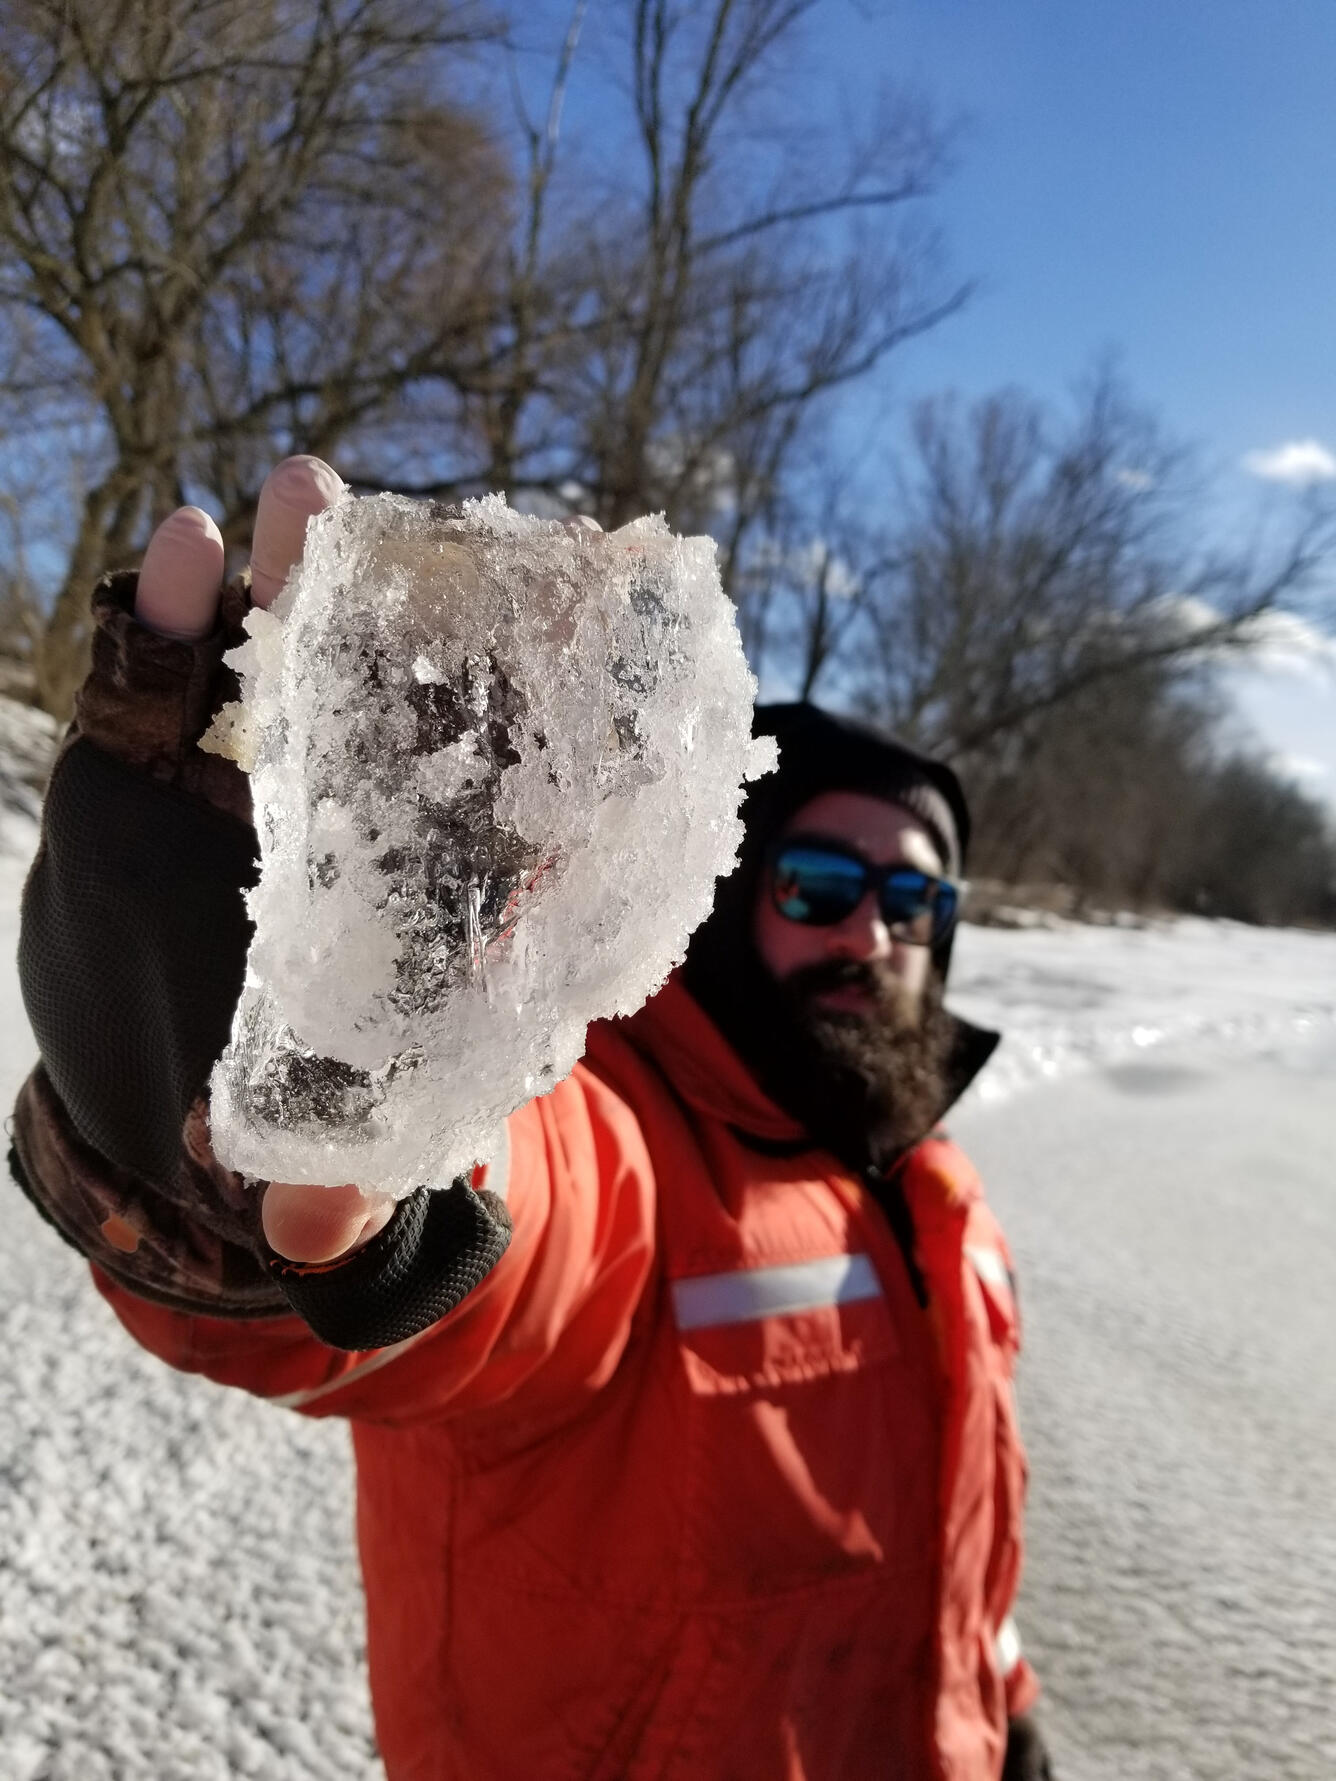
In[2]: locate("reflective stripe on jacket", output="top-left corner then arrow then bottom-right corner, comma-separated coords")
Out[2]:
94,972 -> 1037,1780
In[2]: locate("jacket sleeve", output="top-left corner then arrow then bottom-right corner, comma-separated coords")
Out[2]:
10,570 -> 658,1421
91,1067 -> 658,1426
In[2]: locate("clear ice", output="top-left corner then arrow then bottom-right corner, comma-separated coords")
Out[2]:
207,493 -> 774,1195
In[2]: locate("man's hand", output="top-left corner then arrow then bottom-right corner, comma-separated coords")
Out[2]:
136,458 -> 395,1263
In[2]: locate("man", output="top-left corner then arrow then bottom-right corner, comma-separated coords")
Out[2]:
10,457 -> 1052,1779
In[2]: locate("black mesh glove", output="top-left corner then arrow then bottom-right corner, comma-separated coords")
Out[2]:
1003,1715 -> 1054,1781
14,568 -> 513,1344
266,1183 -> 512,1351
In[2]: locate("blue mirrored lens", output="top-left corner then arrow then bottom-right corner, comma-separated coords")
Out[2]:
772,846 -> 867,924
881,869 -> 956,940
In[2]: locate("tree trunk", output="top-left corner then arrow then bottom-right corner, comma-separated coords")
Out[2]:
35,477 -> 145,718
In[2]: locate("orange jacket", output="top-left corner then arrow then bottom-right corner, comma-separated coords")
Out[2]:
94,974 -> 1037,1780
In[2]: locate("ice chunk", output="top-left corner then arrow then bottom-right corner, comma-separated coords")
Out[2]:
208,493 -> 774,1195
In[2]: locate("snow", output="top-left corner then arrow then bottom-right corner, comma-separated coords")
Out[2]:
3,749 -> 1335,1777
949,914 -> 1336,1106
209,493 -> 770,1195
1,802 -> 380,1780
949,1032 -> 1336,1781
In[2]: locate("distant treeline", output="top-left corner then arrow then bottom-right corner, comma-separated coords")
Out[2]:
960,666 -> 1336,929
788,380 -> 1336,932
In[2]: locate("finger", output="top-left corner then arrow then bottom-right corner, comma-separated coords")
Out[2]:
261,1179 -> 396,1264
249,455 -> 346,610
135,507 -> 226,640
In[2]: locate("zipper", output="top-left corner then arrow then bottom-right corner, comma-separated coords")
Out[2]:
828,1164 -> 956,1780
902,1169 -> 972,1781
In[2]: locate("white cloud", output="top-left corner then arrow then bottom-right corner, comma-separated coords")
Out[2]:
1147,593 -> 1217,641
1115,467 -> 1154,491
1241,439 -> 1336,484
790,539 -> 861,600
742,536 -> 861,600
1235,608 -> 1336,680
1145,596 -> 1336,682
1269,752 -> 1328,785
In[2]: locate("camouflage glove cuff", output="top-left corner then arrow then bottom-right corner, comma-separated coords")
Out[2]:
74,567 -> 254,822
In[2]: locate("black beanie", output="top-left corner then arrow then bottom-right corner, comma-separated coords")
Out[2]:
746,703 -> 967,880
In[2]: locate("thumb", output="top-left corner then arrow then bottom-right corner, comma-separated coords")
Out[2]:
249,455 -> 345,610
135,506 -> 226,640
261,1180 -> 396,1263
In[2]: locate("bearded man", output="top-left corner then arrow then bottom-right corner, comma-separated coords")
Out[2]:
10,458 -> 1053,1780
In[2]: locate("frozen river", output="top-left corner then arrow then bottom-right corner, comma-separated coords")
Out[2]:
2,798 -> 1334,1779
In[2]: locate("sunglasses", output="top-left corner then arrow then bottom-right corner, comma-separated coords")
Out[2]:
769,837 -> 962,947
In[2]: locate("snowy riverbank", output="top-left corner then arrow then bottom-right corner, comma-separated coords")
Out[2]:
2,799 -> 1334,1779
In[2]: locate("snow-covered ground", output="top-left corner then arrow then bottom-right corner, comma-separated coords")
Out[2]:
1,801 -> 382,1781
2,765 -> 1334,1779
949,925 -> 1336,1780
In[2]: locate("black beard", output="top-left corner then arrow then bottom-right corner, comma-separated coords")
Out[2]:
754,957 -> 956,1174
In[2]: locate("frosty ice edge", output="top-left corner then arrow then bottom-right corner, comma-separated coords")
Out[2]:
207,492 -> 774,1195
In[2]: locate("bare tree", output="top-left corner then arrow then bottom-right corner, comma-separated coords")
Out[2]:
735,466 -> 880,699
851,372 -> 1335,758
0,0 -> 506,713
0,493 -> 44,702
764,369 -> 1336,924
579,1 -> 964,534
355,0 -> 967,588
2,0 -> 969,715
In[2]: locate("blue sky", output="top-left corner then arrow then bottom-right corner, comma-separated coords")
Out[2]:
810,0 -> 1336,801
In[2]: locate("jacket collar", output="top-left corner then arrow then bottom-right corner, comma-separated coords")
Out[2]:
616,972 -> 807,1141
617,970 -> 1000,1151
